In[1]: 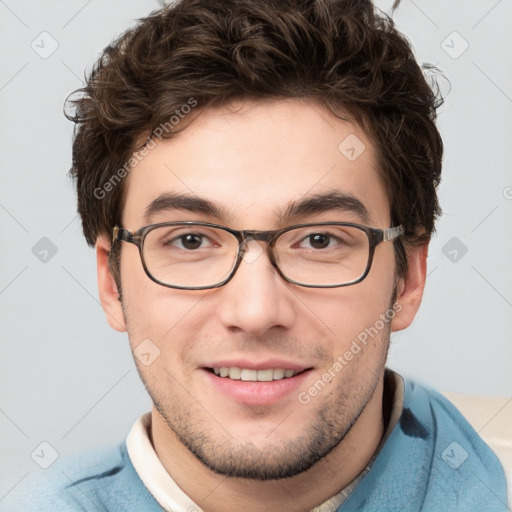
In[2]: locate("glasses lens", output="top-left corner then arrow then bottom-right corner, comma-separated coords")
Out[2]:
274,224 -> 370,286
142,225 -> 239,288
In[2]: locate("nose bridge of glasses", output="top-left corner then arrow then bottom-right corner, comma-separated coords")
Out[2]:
240,230 -> 274,243
236,231 -> 277,267
238,230 -> 275,252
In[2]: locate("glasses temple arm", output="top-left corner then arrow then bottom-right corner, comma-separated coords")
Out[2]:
382,225 -> 404,242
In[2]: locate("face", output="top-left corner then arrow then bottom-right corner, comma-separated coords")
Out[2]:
98,99 -> 422,480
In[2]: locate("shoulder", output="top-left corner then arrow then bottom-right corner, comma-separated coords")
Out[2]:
402,377 -> 501,465
401,378 -> 509,510
6,443 -> 161,512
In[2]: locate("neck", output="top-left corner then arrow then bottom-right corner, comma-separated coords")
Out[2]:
151,377 -> 385,512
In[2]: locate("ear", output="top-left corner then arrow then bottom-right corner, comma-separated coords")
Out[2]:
391,242 -> 428,332
96,235 -> 126,332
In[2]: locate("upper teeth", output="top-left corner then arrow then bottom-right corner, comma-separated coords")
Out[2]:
213,367 -> 298,381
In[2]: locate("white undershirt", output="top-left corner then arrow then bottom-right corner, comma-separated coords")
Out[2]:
126,413 -> 201,511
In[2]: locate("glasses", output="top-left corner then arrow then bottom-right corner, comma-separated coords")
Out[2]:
112,221 -> 403,290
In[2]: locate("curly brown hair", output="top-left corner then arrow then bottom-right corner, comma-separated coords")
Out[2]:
66,0 -> 443,283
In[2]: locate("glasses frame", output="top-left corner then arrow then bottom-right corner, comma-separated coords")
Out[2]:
112,221 -> 404,290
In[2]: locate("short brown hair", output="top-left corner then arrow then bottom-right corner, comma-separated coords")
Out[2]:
67,0 -> 443,281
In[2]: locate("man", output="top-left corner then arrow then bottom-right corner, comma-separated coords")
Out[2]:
18,0 -> 507,510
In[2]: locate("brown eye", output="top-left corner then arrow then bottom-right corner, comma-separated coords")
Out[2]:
179,234 -> 203,250
308,233 -> 331,249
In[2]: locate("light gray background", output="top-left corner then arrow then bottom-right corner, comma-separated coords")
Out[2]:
1,0 -> 511,506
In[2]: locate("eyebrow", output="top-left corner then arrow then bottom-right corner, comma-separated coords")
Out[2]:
144,193 -> 230,222
278,191 -> 371,224
144,191 -> 371,225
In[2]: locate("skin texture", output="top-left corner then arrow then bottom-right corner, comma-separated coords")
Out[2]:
96,98 -> 427,512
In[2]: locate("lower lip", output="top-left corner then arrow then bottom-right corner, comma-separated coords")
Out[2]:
202,369 -> 312,406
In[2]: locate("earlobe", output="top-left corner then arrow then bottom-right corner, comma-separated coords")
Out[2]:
96,235 -> 127,332
391,242 -> 428,332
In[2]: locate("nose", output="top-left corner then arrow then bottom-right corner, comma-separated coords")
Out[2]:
216,239 -> 296,337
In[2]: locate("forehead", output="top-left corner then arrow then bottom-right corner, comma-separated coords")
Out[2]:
122,98 -> 390,228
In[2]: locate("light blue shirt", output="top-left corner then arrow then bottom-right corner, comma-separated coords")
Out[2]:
8,373 -> 508,511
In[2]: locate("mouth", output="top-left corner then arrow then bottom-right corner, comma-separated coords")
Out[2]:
209,367 -> 304,382
201,362 -> 313,405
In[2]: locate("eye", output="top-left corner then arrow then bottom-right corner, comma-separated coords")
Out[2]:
177,233 -> 205,250
307,233 -> 330,249
300,232 -> 339,250
165,232 -> 213,250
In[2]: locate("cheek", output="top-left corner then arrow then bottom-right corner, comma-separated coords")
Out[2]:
121,269 -> 213,369
295,272 -> 395,354
118,244 -> 217,364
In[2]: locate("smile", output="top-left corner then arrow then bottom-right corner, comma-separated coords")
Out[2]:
212,367 -> 300,381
